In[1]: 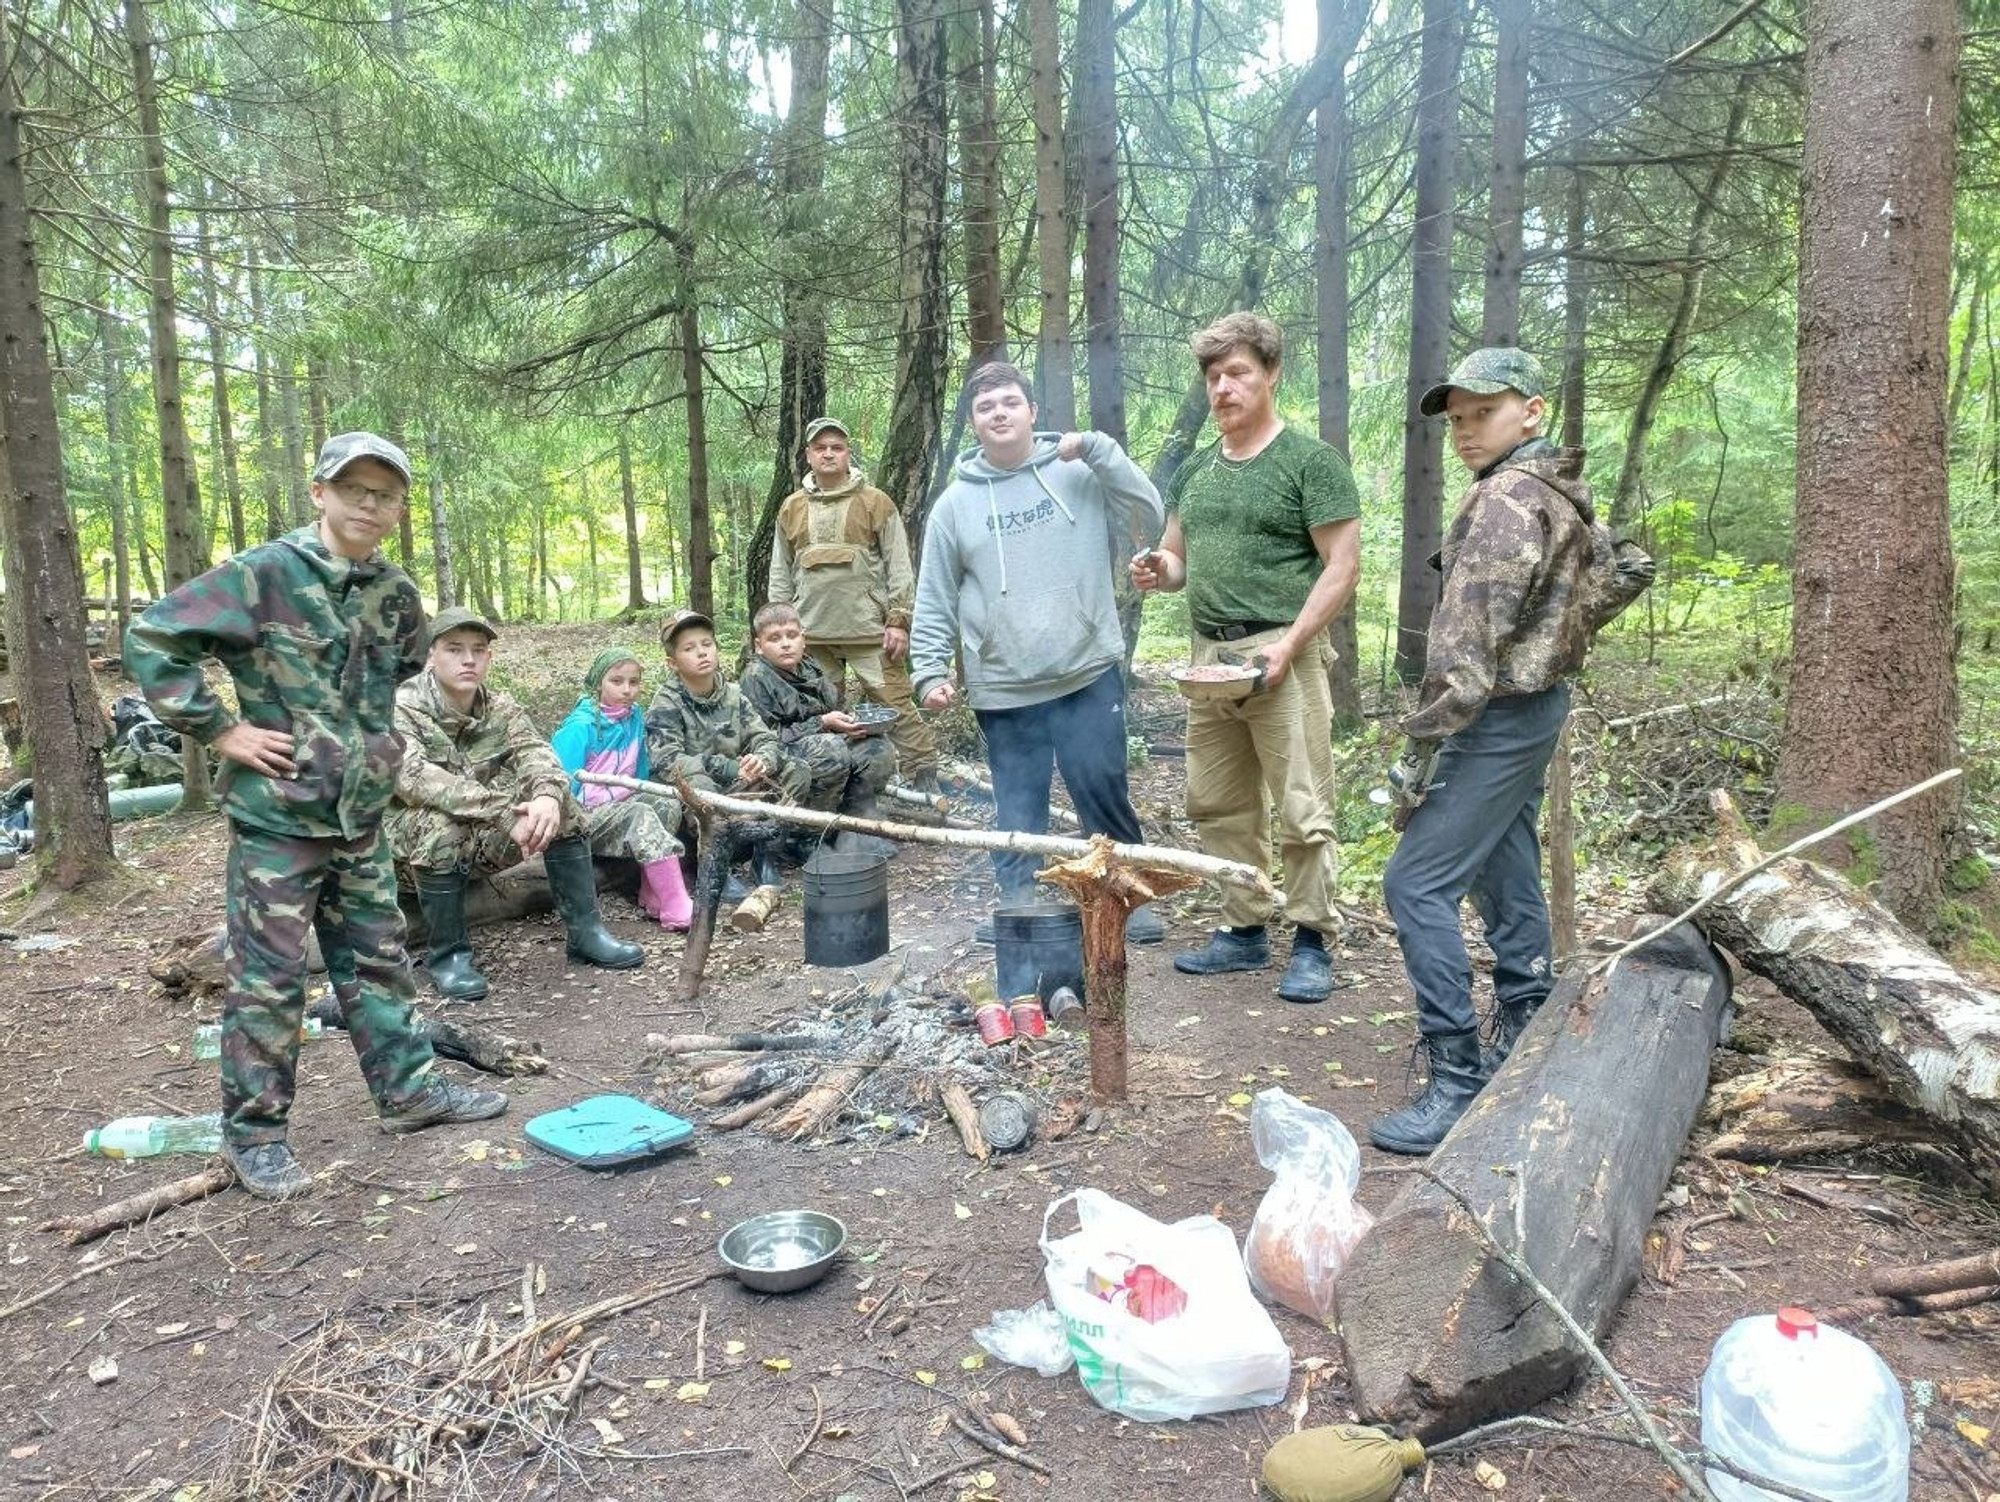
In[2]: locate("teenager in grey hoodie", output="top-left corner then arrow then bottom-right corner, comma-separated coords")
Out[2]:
911,362 -> 1168,942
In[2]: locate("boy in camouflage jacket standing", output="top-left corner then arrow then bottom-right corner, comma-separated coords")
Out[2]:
387,608 -> 644,1000
125,433 -> 506,1201
1371,350 -> 1651,1156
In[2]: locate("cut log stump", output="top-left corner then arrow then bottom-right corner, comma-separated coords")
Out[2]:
1656,791 -> 2000,1190
1336,921 -> 1731,1441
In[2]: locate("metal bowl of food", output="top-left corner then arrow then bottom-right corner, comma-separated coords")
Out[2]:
1170,661 -> 1266,703
845,703 -> 901,738
718,1210 -> 848,1293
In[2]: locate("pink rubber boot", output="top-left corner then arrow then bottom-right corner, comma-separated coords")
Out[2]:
640,858 -> 693,931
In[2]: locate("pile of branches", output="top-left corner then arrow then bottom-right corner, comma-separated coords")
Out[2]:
650,977 -> 1088,1155
1571,678 -> 1784,850
214,1269 -> 724,1500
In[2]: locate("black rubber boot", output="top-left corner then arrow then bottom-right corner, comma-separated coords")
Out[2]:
544,838 -> 644,969
414,869 -> 490,1000
1367,1029 -> 1487,1156
1481,996 -> 1543,1077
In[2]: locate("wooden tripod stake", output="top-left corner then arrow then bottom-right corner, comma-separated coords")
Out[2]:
1037,837 -> 1200,1103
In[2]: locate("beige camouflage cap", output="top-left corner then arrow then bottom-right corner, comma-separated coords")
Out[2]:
426,606 -> 498,646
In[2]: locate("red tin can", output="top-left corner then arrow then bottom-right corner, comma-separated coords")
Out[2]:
974,1001 -> 1016,1046
1009,996 -> 1049,1038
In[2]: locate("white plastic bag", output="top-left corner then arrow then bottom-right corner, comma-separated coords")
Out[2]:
973,1300 -> 1075,1377
1040,1187 -> 1292,1422
1242,1087 -> 1374,1321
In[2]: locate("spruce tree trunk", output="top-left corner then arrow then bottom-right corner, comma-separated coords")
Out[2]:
305,353 -> 329,456
427,425 -> 456,610
748,0 -> 831,615
277,354 -> 309,524
878,0 -> 951,558
1395,0 -> 1464,684
1078,0 -> 1123,448
1315,0 -> 1362,730
0,73 -> 118,886
247,254 -> 284,540
196,209 -> 246,555
957,0 -> 1005,368
618,430 -> 647,613
1781,0 -> 1961,930
126,0 -> 211,810
101,312 -> 135,646
1479,0 -> 1530,348
679,243 -> 716,618
1028,0 -> 1075,427
1558,110 -> 1588,450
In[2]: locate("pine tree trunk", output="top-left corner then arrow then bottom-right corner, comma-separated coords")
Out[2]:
1028,0 -> 1075,427
1316,0 -> 1362,730
1395,0 -> 1464,684
126,0 -> 211,810
1479,0 -> 1530,347
247,253 -> 284,540
101,312 -> 135,646
196,209 -> 246,555
957,0 -> 1005,368
1608,76 -> 1752,535
618,430 -> 646,613
0,73 -> 118,886
427,425 -> 456,610
1781,0 -> 1961,931
878,0 -> 952,558
748,0 -> 831,615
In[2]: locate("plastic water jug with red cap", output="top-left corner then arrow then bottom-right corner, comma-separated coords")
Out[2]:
1699,1306 -> 1909,1502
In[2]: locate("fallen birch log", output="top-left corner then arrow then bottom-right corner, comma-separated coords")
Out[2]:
1336,921 -> 1732,1441
1700,1057 -> 1937,1164
729,884 -> 783,933
648,1031 -> 819,1057
1656,790 -> 2000,1190
38,1163 -> 233,1246
943,760 -> 1081,829
579,771 -> 1276,902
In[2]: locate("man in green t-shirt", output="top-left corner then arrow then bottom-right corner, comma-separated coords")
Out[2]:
1132,312 -> 1362,1002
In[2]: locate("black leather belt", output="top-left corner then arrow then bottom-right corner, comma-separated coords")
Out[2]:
1195,619 -> 1287,642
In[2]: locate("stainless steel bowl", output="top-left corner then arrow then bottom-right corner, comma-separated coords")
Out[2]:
719,1210 -> 848,1293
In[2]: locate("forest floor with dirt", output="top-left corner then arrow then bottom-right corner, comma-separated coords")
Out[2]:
2,633 -> 1998,1502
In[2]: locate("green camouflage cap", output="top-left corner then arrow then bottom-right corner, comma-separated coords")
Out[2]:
660,607 -> 716,648
1419,347 -> 1546,417
803,416 -> 849,443
426,605 -> 497,647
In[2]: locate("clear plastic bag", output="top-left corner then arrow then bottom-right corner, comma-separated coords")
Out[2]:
972,1299 -> 1074,1377
1242,1088 -> 1374,1321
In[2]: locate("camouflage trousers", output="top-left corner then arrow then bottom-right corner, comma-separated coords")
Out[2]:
387,782 -> 586,878
789,731 -> 896,813
809,642 -> 937,779
579,789 -> 684,863
686,749 -> 811,807
222,821 -> 435,1146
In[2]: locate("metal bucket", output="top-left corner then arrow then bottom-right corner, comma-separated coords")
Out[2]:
993,900 -> 1084,1003
802,849 -> 890,966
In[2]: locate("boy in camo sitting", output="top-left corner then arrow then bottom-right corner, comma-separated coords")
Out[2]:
741,603 -> 896,850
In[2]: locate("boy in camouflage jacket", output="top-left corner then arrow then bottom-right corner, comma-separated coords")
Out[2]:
1371,349 -> 1651,1157
124,433 -> 505,1201
387,608 -> 644,1000
741,603 -> 895,830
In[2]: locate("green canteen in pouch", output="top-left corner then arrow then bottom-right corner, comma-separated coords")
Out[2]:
1262,1424 -> 1427,1502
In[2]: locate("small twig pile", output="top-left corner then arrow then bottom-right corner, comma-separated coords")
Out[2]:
1569,680 -> 1784,849
212,1268 -> 734,1500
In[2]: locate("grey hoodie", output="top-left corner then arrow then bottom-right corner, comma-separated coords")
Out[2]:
910,431 -> 1165,711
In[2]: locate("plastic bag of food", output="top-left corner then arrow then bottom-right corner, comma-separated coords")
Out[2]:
1242,1088 -> 1374,1321
972,1299 -> 1074,1377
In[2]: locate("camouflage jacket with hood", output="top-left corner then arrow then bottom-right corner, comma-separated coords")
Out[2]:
739,655 -> 841,745
1402,442 -> 1650,742
391,671 -> 570,821
768,468 -> 916,643
644,672 -> 781,790
125,526 -> 426,839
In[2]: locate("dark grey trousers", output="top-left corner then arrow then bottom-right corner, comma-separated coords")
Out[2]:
1383,683 -> 1570,1036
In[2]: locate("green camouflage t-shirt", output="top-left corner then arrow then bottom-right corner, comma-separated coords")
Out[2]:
1168,425 -> 1360,633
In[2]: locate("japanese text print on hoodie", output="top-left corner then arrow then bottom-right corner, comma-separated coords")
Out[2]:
910,431 -> 1165,712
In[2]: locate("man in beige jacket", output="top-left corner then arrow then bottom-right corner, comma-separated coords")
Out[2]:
769,417 -> 938,786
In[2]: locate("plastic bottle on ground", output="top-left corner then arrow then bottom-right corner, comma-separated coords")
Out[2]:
83,1113 -> 225,1158
1700,1306 -> 1909,1502
192,1010 -> 328,1061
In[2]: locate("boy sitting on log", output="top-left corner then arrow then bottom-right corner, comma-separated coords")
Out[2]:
387,608 -> 645,1000
740,602 -> 896,853
645,608 -> 808,898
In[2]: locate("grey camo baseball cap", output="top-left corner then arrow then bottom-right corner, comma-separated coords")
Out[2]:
312,431 -> 413,486
426,606 -> 497,646
1419,348 -> 1546,417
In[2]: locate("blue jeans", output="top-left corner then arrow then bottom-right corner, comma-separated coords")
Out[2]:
975,666 -> 1143,895
1383,684 -> 1570,1036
